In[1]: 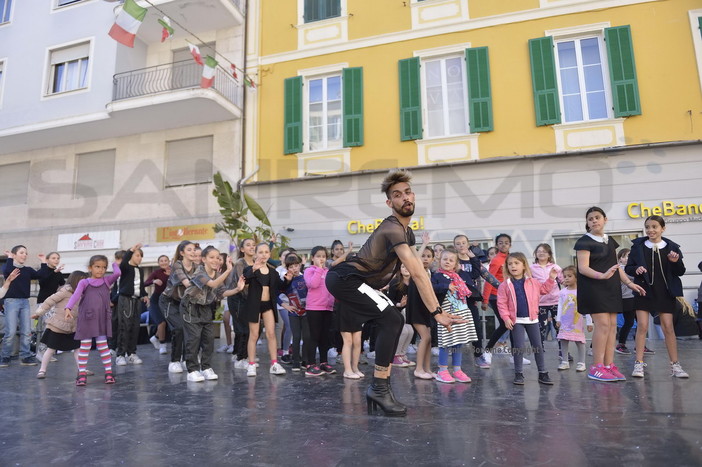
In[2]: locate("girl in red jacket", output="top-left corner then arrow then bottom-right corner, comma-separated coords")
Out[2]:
497,252 -> 557,386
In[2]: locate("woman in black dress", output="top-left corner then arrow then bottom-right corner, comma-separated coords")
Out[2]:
574,207 -> 645,382
625,215 -> 689,378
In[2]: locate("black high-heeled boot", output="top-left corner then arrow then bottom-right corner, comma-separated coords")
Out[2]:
366,377 -> 407,417
386,376 -> 406,410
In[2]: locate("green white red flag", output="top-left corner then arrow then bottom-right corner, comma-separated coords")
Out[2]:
158,16 -> 174,42
188,42 -> 203,65
201,56 -> 218,88
108,0 -> 147,48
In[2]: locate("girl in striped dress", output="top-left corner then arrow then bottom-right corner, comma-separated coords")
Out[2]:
431,249 -> 477,383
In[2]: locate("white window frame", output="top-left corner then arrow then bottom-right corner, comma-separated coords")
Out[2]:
43,39 -> 93,98
53,0 -> 90,10
164,136 -> 214,188
419,53 -> 471,139
0,161 -> 30,207
73,149 -> 116,199
298,63 -> 347,153
0,0 -> 13,25
0,59 -> 6,109
689,10 -> 702,94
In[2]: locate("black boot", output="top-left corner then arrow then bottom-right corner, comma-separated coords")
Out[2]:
386,376 -> 406,411
538,371 -> 554,385
366,377 -> 407,417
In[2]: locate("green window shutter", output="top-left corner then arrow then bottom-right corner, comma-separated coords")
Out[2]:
283,76 -> 303,154
343,67 -> 364,147
529,36 -> 561,126
465,47 -> 493,133
699,16 -> 702,39
605,25 -> 641,117
398,57 -> 422,141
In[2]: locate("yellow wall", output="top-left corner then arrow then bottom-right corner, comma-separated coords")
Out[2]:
469,0 -> 540,19
255,0 -> 702,181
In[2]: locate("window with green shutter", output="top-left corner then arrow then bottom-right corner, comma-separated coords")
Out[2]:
398,57 -> 422,141
304,0 -> 341,23
343,67 -> 364,147
605,25 -> 641,117
465,47 -> 493,132
284,76 -> 303,155
529,36 -> 561,126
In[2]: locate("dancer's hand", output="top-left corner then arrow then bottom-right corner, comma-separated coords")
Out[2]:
504,318 -> 514,330
668,251 -> 680,263
635,266 -> 647,275
65,309 -> 73,320
587,325 -> 594,332
599,265 -> 619,280
481,303 -> 488,311
549,268 -> 558,280
629,283 -> 646,296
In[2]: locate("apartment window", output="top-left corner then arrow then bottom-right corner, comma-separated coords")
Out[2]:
304,0 -> 340,23
423,56 -> 469,138
74,150 -> 115,198
48,42 -> 90,95
0,0 -> 12,24
165,136 -> 213,187
308,75 -> 342,151
0,61 -> 4,106
555,37 -> 609,123
0,162 -> 30,207
57,0 -> 86,7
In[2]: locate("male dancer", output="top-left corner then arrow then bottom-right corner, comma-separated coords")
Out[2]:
326,170 -> 462,417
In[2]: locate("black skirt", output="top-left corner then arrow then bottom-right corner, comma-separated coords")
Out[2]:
41,328 -> 80,351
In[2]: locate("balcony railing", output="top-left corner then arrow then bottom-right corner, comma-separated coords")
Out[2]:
113,60 -> 241,109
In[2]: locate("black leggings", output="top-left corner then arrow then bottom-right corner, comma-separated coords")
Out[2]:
618,298 -> 636,345
485,296 -> 515,351
307,310 -> 333,364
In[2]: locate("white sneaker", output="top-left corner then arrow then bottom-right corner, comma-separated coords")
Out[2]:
216,344 -> 230,353
483,352 -> 492,365
110,349 -> 117,357
366,351 -> 376,359
270,362 -> 286,375
149,335 -> 160,350
247,364 -> 257,377
407,344 -> 417,354
115,356 -> 127,366
576,362 -> 587,372
127,354 -> 143,365
187,371 -> 205,382
558,361 -> 570,370
671,362 -> 689,378
181,361 -> 188,371
523,357 -> 531,365
159,344 -> 168,355
328,348 -> 339,359
201,368 -> 218,380
632,361 -> 646,378
431,347 -> 440,356
234,359 -> 248,369
168,362 -> 183,373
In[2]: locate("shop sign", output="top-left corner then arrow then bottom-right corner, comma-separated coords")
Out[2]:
627,201 -> 702,220
57,231 -> 121,251
156,223 -> 216,242
347,217 -> 425,234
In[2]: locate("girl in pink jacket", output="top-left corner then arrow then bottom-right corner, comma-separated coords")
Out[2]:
303,246 -> 336,377
497,252 -> 558,386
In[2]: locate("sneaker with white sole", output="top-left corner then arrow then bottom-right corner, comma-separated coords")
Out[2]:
216,344 -> 230,353
523,357 -> 531,365
474,356 -> 490,369
366,351 -> 376,359
187,371 -> 205,382
115,356 -> 127,366
234,359 -> 248,369
431,347 -> 440,356
168,362 -> 183,373
270,362 -> 286,375
247,363 -> 257,377
576,362 -> 587,372
558,361 -> 570,370
181,361 -> 188,371
632,361 -> 646,378
149,335 -> 160,350
671,362 -> 689,378
483,352 -> 492,365
159,344 -> 168,355
407,344 -> 417,354
127,354 -> 143,365
201,368 -> 218,380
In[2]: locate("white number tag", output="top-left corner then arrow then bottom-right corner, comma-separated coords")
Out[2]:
357,283 -> 393,311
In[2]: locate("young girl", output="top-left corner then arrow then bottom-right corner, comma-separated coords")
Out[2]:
32,271 -> 89,379
530,244 -> 563,346
498,252 -> 557,385
575,207 -> 645,382
1,245 -> 43,367
387,264 -> 414,370
406,246 -> 434,379
161,241 -> 198,374
484,234 -> 515,353
279,254 -> 309,372
303,246 -> 336,377
615,249 -> 637,355
555,266 -> 593,372
328,240 -> 353,268
625,215 -> 689,378
64,255 -> 121,385
244,243 -> 292,377
37,252 -> 65,304
431,249 -> 477,383
181,246 -> 243,382
145,255 -> 170,355
115,243 -> 148,366
230,238 -> 256,369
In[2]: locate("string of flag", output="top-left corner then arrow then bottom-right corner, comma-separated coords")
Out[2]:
108,0 -> 256,90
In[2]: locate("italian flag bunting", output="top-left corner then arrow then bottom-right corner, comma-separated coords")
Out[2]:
230,64 -> 238,79
188,42 -> 203,65
244,75 -> 256,89
201,56 -> 218,88
158,16 -> 174,42
108,0 -> 147,48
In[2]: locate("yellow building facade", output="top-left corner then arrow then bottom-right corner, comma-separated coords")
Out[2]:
246,0 -> 702,181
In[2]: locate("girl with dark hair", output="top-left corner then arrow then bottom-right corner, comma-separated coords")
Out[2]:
231,238 -> 256,369
387,264 -> 414,369
615,249 -> 638,355
160,240 -> 197,374
407,246 -> 435,379
146,254 -> 171,355
575,207 -> 645,382
625,215 -> 689,378
32,271 -> 89,379
115,243 -> 148,367
303,246 -> 336,376
530,243 -> 563,346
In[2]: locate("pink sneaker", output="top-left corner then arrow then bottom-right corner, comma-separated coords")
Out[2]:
392,356 -> 408,367
587,364 -> 618,382
607,364 -> 626,381
434,369 -> 455,383
452,369 -> 472,383
402,355 -> 416,367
